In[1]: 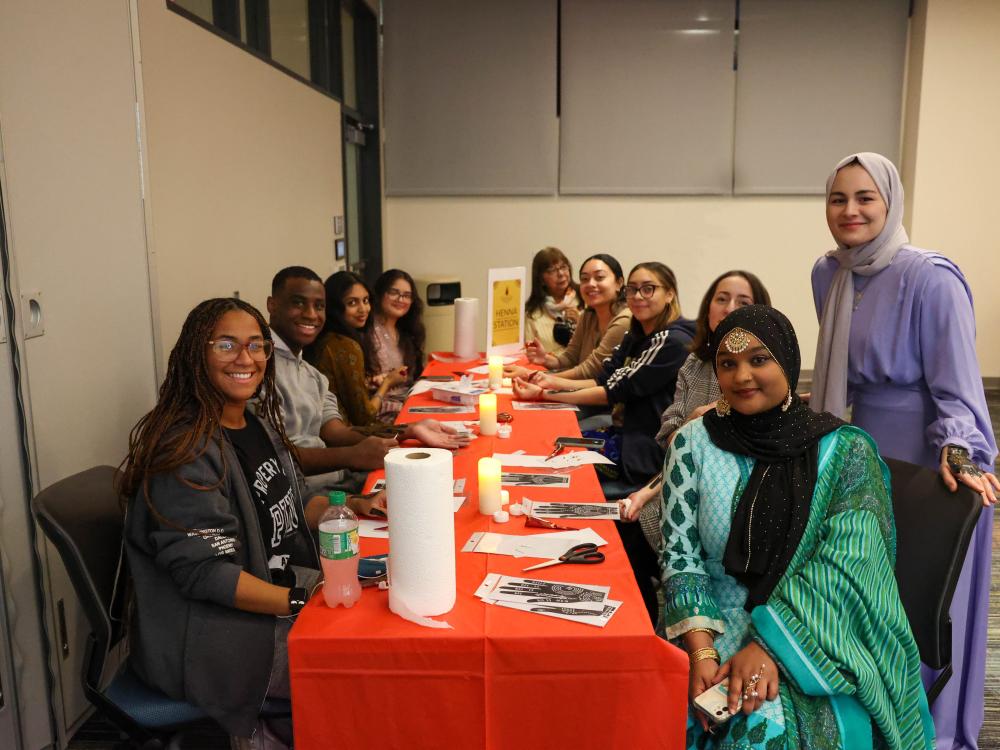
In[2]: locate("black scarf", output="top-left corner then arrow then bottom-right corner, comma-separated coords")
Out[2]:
702,306 -> 843,611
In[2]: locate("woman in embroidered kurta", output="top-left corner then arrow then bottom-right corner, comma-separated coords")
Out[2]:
811,153 -> 998,750
661,305 -> 932,750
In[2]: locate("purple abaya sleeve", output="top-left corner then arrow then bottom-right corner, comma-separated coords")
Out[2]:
918,259 -> 998,470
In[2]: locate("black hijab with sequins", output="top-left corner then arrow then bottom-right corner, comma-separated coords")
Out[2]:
702,306 -> 844,611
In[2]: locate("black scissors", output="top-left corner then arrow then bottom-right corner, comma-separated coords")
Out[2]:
521,542 -> 605,572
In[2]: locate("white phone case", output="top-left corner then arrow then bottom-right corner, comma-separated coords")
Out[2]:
693,680 -> 740,724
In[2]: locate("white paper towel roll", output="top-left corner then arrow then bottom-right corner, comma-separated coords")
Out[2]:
453,297 -> 479,360
385,448 -> 456,617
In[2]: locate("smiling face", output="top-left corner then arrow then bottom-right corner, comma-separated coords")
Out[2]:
342,283 -> 371,329
707,275 -> 755,333
625,267 -> 674,332
206,310 -> 267,412
267,276 -> 325,354
826,164 -> 888,248
716,332 -> 788,415
380,277 -> 413,321
578,259 -> 622,310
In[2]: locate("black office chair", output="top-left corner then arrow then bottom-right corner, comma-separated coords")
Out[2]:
886,457 -> 982,705
31,465 -> 216,749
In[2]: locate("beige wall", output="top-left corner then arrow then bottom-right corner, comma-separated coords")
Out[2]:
137,3 -> 344,366
386,196 -> 831,369
905,0 -> 1000,376
386,1 -> 1000,377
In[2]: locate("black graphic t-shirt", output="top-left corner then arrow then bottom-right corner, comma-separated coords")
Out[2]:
225,413 -> 299,587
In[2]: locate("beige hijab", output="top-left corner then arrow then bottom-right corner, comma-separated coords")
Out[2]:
810,153 -> 909,418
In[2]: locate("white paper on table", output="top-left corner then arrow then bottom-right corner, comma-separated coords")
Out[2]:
491,598 -> 622,628
453,496 -> 465,512
511,401 -> 580,412
359,519 -> 389,538
453,477 -> 466,494
475,573 -> 609,612
492,451 -> 614,469
522,499 -> 621,520
408,379 -> 439,396
462,528 -> 607,558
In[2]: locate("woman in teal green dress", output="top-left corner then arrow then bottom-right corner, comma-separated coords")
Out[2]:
660,305 -> 933,750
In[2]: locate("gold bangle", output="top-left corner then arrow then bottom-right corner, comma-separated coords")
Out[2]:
688,627 -> 715,638
689,648 -> 720,664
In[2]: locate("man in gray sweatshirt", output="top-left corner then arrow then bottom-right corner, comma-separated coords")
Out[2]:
266,266 -> 467,492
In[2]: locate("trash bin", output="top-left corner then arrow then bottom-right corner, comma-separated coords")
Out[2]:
415,276 -> 462,355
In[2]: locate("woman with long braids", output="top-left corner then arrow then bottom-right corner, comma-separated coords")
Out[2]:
120,298 -> 383,745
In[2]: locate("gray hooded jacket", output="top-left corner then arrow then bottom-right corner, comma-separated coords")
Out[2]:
124,417 -> 319,736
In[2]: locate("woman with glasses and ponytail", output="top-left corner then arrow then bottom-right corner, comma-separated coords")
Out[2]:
119,298 -> 383,747
513,263 -> 694,624
369,269 -> 426,422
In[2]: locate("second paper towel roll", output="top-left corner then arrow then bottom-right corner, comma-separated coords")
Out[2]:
453,297 -> 479,360
385,448 -> 456,617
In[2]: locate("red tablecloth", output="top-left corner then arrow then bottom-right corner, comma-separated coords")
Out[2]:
289,355 -> 688,749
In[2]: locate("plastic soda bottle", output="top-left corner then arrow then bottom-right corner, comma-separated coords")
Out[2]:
318,491 -> 362,608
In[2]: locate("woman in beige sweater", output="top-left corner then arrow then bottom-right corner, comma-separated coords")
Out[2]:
507,253 -> 630,381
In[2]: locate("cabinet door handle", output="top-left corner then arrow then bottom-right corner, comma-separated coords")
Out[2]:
21,289 -> 45,339
57,599 -> 69,658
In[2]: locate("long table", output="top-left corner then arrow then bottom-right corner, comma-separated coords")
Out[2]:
289,356 -> 688,749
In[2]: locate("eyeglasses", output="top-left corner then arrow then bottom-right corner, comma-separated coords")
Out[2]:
207,339 -> 274,362
543,264 -> 570,276
386,289 -> 413,301
624,284 -> 665,299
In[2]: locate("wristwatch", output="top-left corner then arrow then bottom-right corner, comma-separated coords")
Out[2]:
287,586 -> 309,615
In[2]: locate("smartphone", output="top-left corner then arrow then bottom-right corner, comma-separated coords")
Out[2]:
694,680 -> 739,725
554,436 -> 605,449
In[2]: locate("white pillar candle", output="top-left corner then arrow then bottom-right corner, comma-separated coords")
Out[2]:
478,457 -> 502,515
488,355 -> 504,389
479,393 -> 497,436
500,490 -> 510,507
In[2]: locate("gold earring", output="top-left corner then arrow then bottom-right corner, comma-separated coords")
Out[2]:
715,398 -> 731,417
781,388 -> 793,412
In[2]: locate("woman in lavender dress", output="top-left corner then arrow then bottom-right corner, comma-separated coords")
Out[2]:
811,152 -> 1000,750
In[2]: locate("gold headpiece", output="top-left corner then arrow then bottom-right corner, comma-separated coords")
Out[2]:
722,327 -> 751,354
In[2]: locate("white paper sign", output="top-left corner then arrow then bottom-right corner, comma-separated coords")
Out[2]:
486,266 -> 526,356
